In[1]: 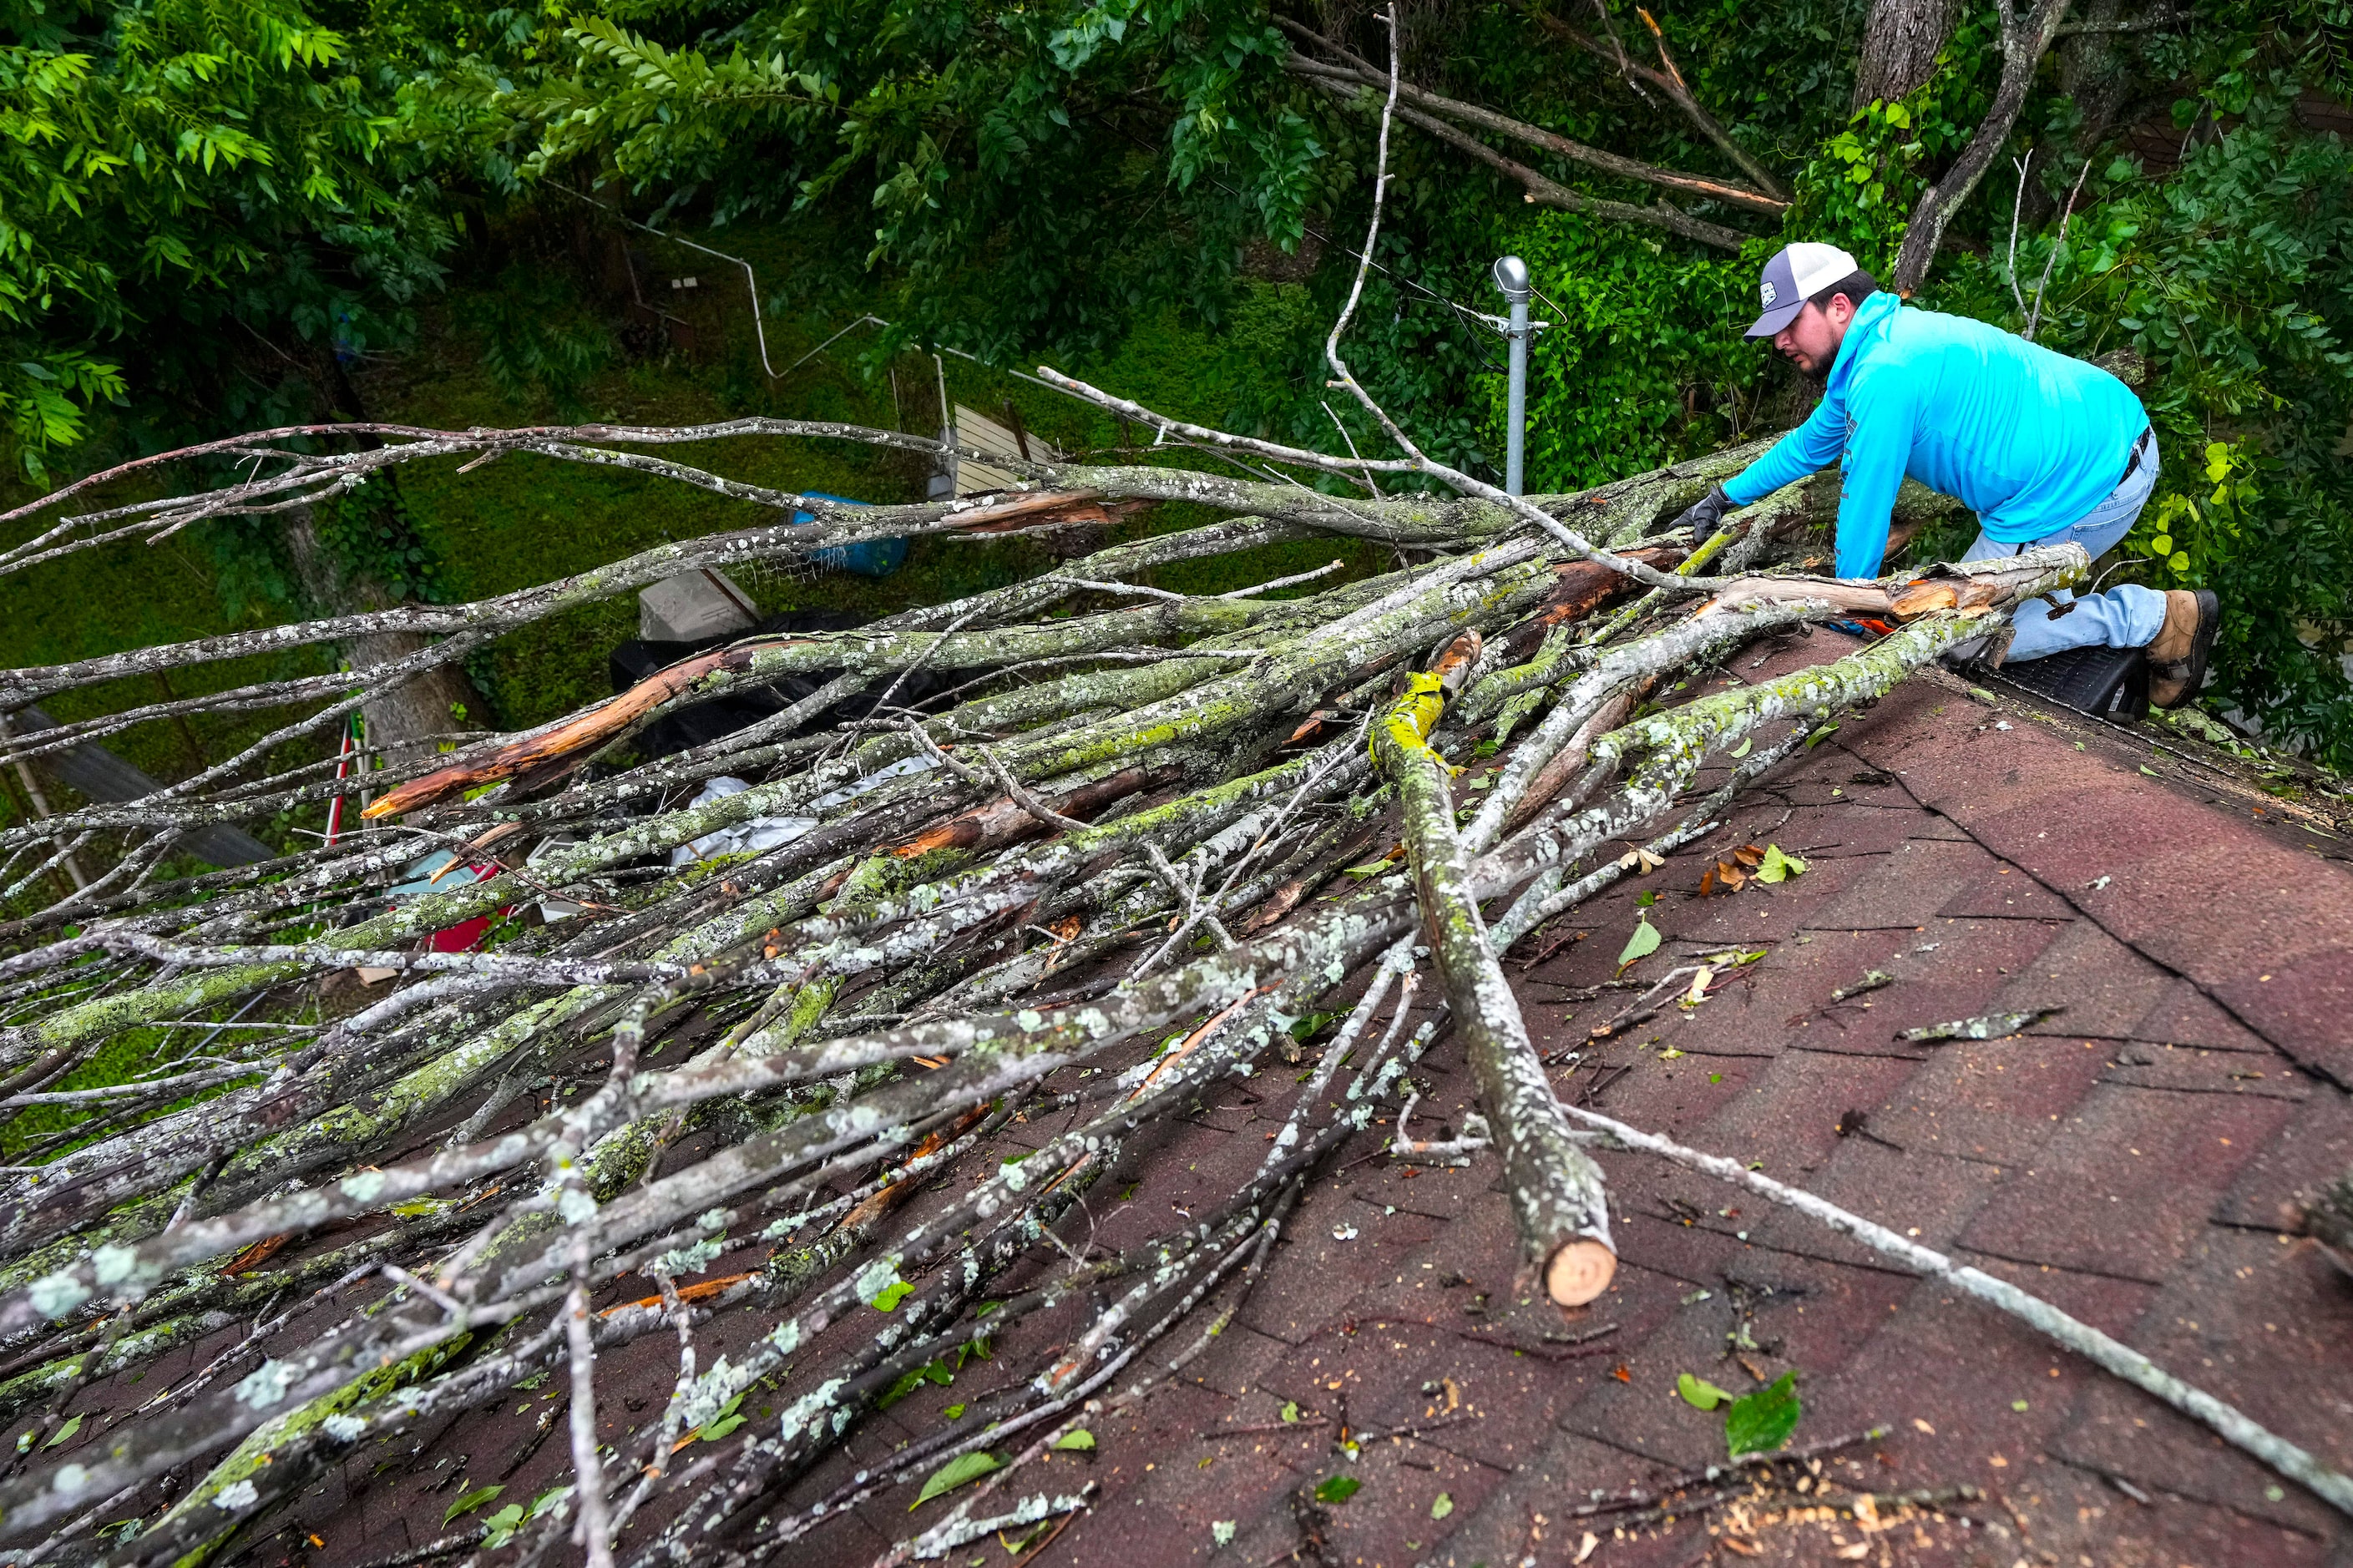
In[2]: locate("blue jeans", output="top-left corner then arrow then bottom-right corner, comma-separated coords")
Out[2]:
1959,429 -> 2168,662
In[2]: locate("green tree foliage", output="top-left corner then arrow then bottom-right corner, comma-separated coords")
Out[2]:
467,0 -> 1334,362
9,0 -> 2353,756
0,0 -> 456,478
1784,9 -> 1999,278
458,258 -> 616,415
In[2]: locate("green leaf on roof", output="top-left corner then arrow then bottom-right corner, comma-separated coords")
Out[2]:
1724,1372 -> 1802,1458
913,1450 -> 999,1509
1677,1372 -> 1737,1411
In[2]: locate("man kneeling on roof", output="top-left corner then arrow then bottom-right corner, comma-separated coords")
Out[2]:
1672,241 -> 2219,708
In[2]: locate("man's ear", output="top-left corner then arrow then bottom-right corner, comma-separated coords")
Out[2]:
1825,292 -> 1856,327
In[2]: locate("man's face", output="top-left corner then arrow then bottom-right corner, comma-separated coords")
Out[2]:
1772,296 -> 1855,379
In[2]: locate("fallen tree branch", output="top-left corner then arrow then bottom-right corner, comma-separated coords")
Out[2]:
0,58 -> 2111,1560
1302,73 -> 1753,250
1278,21 -> 1784,213
1375,630 -> 1616,1306
1503,0 -> 1792,199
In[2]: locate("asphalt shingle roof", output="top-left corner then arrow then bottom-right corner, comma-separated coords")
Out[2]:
64,644 -> 2353,1568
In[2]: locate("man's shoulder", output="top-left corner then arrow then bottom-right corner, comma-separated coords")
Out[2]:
1878,301 -> 2014,354
1850,304 -> 2021,396
1880,303 -> 2128,394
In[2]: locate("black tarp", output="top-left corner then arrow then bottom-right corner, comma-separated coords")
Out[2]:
608,611 -> 969,761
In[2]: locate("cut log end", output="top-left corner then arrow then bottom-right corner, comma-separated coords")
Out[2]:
1545,1238 -> 1617,1307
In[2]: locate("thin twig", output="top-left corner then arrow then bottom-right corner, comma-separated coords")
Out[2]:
1558,1102 -> 2353,1518
2024,158 -> 2094,341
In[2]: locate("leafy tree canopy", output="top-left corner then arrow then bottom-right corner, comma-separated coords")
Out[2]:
0,0 -> 457,478
8,0 -> 2353,756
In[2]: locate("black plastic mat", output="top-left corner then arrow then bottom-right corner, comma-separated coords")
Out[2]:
1976,642 -> 2150,720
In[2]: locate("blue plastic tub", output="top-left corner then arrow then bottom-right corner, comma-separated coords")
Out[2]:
795,491 -> 906,578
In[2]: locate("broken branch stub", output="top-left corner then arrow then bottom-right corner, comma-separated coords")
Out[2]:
1693,542 -> 2090,620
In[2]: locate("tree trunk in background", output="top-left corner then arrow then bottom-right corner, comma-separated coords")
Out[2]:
289,352 -> 488,779
2052,0 -> 2147,184
1852,0 -> 1956,107
1888,0 -> 2072,296
283,508 -> 484,775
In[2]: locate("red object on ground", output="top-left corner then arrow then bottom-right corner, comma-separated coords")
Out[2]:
423,914 -> 499,953
410,862 -> 508,951
324,719 -> 357,847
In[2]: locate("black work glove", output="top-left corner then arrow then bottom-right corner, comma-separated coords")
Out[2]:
1669,483 -> 1734,537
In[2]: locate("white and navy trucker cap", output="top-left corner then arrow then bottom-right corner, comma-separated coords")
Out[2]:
1745,242 -> 1862,338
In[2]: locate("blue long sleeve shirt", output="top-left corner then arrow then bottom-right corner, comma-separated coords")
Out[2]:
1723,291 -> 2148,580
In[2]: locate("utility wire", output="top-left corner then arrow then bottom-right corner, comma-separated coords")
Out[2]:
559,154 -> 1516,479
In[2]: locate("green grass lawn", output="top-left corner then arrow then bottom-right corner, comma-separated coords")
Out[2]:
0,271 -> 1382,1133
0,260 -> 1379,867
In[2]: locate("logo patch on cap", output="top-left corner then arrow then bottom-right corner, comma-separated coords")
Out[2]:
1759,281 -> 1778,306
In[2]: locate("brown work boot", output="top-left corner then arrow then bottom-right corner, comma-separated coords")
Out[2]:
2146,589 -> 2218,709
